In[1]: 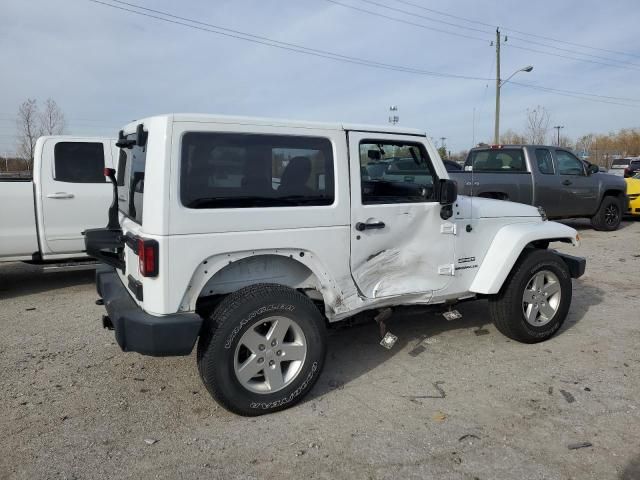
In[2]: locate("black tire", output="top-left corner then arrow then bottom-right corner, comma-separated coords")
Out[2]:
197,283 -> 327,416
488,249 -> 572,343
591,195 -> 622,231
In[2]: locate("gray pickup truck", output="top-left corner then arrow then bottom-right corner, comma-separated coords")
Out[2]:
449,145 -> 628,231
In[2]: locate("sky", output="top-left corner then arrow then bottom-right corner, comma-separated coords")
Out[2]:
1,0 -> 640,154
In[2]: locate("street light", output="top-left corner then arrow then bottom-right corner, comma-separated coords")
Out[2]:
494,65 -> 533,144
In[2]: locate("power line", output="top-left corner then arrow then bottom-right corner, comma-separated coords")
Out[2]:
323,0 -> 490,42
504,43 -> 640,71
389,0 -> 640,60
95,0 -> 491,81
331,0 -> 640,71
510,81 -> 640,103
87,0 -> 640,109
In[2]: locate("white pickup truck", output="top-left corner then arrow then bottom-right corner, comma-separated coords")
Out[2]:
0,136 -> 116,264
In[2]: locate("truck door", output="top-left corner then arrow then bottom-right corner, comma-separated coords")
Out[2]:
530,147 -> 564,217
553,149 -> 599,216
348,132 -> 455,300
38,138 -> 115,256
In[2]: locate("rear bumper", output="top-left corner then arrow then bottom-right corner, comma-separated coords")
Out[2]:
554,252 -> 586,279
96,265 -> 202,356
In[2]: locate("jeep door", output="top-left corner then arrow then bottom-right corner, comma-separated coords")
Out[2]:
348,132 -> 455,300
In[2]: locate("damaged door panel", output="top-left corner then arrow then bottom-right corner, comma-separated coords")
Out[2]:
348,133 -> 455,299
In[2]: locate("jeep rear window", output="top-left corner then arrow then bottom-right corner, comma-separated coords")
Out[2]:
116,134 -> 146,224
465,149 -> 527,172
180,132 -> 334,209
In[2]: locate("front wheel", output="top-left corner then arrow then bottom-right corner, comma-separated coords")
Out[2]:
197,284 -> 327,416
591,196 -> 622,231
489,249 -> 572,343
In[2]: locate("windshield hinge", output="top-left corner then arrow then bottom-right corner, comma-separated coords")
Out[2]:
440,223 -> 457,235
438,264 -> 455,276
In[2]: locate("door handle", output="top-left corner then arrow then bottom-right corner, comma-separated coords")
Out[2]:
562,180 -> 572,186
46,192 -> 75,199
355,221 -> 386,231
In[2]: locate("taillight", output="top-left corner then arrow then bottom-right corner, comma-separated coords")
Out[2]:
137,238 -> 159,277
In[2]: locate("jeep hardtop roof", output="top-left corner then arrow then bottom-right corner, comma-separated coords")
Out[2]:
122,113 -> 427,137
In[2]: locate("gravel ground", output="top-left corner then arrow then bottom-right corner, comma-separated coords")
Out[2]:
1,219 -> 639,480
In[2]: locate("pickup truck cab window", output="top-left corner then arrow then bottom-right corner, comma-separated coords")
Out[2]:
180,132 -> 334,209
466,148 -> 527,172
53,142 -> 106,183
359,140 -> 436,204
556,150 -> 585,176
535,148 -> 555,175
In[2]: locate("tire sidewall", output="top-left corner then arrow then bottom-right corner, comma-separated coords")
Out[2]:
594,196 -> 622,231
511,255 -> 572,340
204,292 -> 326,415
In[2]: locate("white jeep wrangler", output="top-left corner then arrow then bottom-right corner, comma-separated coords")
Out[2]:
85,114 -> 585,416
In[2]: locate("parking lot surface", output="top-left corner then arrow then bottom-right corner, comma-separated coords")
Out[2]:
1,219 -> 639,480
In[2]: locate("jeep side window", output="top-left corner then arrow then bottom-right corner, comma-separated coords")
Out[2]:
535,148 -> 555,174
556,150 -> 585,176
53,142 -> 106,183
180,132 -> 334,209
359,140 -> 436,204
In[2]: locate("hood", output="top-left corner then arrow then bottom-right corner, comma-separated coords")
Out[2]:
461,196 -> 542,219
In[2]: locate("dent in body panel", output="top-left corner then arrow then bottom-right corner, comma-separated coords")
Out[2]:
180,250 -> 347,319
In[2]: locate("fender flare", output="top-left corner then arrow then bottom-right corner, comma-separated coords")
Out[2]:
179,249 -> 344,316
468,221 -> 579,295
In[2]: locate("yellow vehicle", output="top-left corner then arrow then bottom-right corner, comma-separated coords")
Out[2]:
626,173 -> 640,216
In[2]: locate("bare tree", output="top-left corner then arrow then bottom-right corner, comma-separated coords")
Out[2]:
558,136 -> 574,149
575,134 -> 594,156
16,98 -> 41,170
39,98 -> 66,135
524,106 -> 550,145
500,129 -> 527,144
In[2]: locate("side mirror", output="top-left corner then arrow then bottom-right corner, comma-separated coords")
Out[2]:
587,163 -> 599,175
439,178 -> 458,205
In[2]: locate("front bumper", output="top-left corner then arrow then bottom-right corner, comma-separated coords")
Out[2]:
555,252 -> 586,279
96,265 -> 202,356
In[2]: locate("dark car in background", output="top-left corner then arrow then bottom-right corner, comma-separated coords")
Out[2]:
624,159 -> 640,178
448,144 -> 628,231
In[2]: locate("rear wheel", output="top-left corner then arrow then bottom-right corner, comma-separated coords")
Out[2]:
197,284 -> 326,416
489,249 -> 572,343
591,196 -> 622,231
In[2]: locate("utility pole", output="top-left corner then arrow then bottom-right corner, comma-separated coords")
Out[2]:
553,125 -> 564,146
472,107 -> 476,146
494,27 -> 501,144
